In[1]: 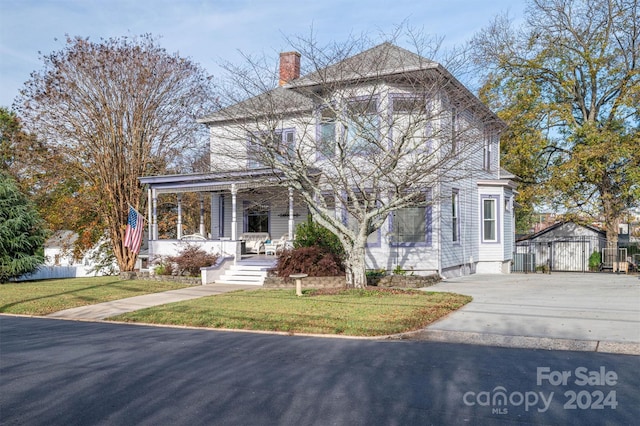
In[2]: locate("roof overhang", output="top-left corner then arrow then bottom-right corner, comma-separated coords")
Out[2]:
138,168 -> 289,194
477,179 -> 518,190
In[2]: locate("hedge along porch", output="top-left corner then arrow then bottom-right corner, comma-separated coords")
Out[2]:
138,168 -> 308,265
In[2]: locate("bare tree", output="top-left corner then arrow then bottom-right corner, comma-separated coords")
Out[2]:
15,35 -> 216,271
472,0 -> 640,244
207,33 -> 499,287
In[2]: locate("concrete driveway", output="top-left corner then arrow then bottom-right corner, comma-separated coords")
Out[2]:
415,272 -> 640,354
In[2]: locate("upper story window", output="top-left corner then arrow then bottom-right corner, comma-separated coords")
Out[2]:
450,106 -> 459,154
247,135 -> 262,169
346,97 -> 379,154
317,107 -> 336,159
483,131 -> 497,171
390,95 -> 428,151
280,129 -> 295,159
247,129 -> 295,168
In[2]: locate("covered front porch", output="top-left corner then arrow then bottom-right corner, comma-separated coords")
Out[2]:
139,169 -> 309,270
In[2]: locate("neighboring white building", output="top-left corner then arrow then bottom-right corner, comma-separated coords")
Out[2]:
44,230 -> 79,267
19,230 -> 119,280
139,43 -> 516,282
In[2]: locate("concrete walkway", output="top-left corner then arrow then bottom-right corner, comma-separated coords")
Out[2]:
47,284 -> 252,320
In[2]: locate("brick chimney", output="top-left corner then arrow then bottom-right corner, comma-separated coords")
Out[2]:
279,51 -> 301,86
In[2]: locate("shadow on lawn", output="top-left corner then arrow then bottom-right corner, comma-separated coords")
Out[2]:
0,279 -> 130,313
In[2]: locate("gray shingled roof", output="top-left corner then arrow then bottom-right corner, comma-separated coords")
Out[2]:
198,87 -> 313,124
289,42 -> 439,88
198,42 -> 502,127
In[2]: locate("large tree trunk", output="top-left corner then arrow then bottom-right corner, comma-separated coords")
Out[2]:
600,180 -> 621,249
343,239 -> 367,288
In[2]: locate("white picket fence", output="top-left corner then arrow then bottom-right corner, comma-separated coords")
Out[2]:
15,265 -> 113,281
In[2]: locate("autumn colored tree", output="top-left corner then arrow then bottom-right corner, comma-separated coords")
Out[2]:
1,107 -> 41,190
15,35 -> 216,271
473,0 -> 640,243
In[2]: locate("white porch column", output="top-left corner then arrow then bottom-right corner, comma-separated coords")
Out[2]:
199,193 -> 205,236
231,184 -> 238,241
288,187 -> 295,239
152,189 -> 158,240
210,192 -> 217,239
147,188 -> 152,241
177,193 -> 183,240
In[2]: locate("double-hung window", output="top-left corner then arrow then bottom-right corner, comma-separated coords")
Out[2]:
452,189 -> 460,243
343,197 -> 381,246
483,131 -> 496,171
247,134 -> 263,169
391,95 -> 427,152
391,191 -> 432,246
247,129 -> 295,168
279,129 -> 295,160
317,107 -> 336,158
482,197 -> 498,242
450,106 -> 458,154
346,97 -> 379,154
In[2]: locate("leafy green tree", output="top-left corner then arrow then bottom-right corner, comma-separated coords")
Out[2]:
479,78 -> 550,233
1,107 -> 102,258
473,0 -> 639,243
15,35 -> 216,271
0,172 -> 47,282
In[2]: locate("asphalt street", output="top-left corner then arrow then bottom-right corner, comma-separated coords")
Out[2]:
1,316 -> 638,425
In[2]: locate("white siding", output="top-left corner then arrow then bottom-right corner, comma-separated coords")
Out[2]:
205,80 -> 509,276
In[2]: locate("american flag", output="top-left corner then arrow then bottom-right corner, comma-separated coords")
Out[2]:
124,206 -> 145,254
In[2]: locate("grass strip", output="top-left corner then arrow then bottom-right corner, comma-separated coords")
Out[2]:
111,288 -> 471,336
0,277 -> 190,315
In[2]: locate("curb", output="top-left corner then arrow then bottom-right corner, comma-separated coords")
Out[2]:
394,329 -> 640,355
4,313 -> 638,355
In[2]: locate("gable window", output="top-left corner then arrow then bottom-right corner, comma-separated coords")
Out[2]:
346,97 -> 379,154
481,196 -> 499,242
317,107 -> 336,158
244,202 -> 269,233
390,191 -> 432,246
452,189 -> 460,243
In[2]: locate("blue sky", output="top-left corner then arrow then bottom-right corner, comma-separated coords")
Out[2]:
0,0 -> 526,109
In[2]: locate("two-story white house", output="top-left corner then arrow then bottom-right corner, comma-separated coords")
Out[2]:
139,43 -> 516,284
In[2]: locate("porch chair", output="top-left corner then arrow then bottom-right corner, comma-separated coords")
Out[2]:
240,232 -> 270,254
265,234 -> 290,256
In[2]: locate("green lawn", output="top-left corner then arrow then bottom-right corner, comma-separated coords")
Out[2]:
0,277 -> 190,315
111,288 -> 472,336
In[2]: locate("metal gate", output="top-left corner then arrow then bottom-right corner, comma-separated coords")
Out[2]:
514,236 -> 607,273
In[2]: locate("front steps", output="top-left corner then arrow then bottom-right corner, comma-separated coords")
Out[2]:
216,263 -> 273,285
